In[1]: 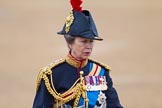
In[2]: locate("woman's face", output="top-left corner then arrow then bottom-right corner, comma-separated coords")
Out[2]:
70,37 -> 94,60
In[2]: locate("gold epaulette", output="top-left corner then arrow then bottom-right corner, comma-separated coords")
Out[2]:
36,58 -> 65,92
88,58 -> 111,71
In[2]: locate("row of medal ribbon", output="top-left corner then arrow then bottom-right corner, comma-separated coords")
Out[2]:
84,76 -> 108,91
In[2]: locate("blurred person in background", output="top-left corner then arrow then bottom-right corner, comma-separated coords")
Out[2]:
33,0 -> 123,108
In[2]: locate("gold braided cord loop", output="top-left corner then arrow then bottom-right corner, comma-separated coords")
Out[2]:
36,58 -> 65,92
35,58 -> 88,107
88,58 -> 111,71
73,87 -> 82,108
43,73 -> 81,102
36,67 -> 47,92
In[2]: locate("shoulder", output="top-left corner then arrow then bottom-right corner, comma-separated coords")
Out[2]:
35,58 -> 66,91
88,58 -> 111,71
39,58 -> 66,75
44,58 -> 66,70
41,58 -> 66,72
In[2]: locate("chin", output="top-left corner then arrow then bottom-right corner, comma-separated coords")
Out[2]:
82,55 -> 90,59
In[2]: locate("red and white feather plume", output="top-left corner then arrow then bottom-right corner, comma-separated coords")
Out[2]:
70,0 -> 83,12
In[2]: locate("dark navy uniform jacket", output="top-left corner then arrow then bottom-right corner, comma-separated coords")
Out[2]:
33,53 -> 123,108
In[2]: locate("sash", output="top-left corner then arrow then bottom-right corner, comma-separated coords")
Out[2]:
78,62 -> 106,107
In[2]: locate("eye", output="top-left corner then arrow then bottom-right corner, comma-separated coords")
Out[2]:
80,40 -> 87,43
90,40 -> 94,43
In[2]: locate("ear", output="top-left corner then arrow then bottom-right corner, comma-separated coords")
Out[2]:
67,43 -> 72,50
69,44 -> 72,49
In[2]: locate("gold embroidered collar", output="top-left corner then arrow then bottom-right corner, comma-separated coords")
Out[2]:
66,53 -> 88,68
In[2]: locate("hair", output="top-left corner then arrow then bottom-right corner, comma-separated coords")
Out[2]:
64,35 -> 75,50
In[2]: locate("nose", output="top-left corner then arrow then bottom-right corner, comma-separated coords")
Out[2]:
86,42 -> 93,49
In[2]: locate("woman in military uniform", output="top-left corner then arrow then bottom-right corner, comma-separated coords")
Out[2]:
33,0 -> 123,108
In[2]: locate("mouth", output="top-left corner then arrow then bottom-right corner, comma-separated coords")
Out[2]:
84,52 -> 91,56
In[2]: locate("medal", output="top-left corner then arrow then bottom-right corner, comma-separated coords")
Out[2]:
86,84 -> 91,91
84,76 -> 108,91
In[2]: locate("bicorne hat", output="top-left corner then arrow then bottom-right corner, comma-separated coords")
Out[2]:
57,0 -> 103,41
